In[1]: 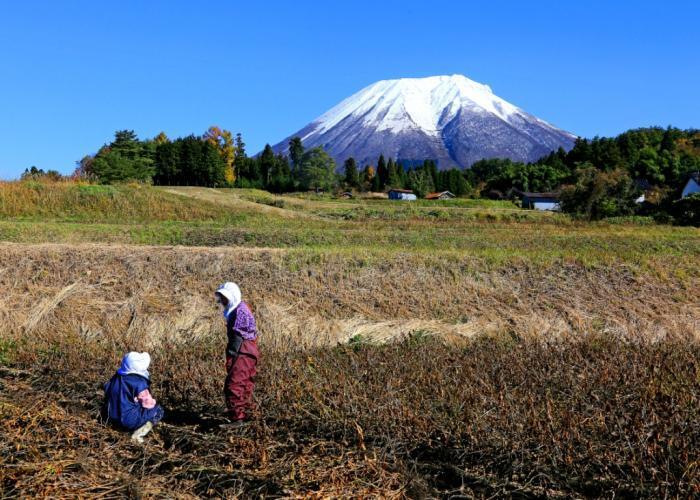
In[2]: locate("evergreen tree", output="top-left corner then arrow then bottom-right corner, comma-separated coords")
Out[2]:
289,137 -> 304,175
343,157 -> 359,188
398,162 -> 408,188
387,158 -> 402,188
426,159 -> 439,188
112,130 -> 141,159
154,140 -> 180,185
268,154 -> 293,192
436,170 -> 447,191
372,168 -> 382,192
201,140 -> 228,187
376,154 -> 388,190
567,137 -> 592,167
91,130 -> 154,183
444,168 -> 469,196
234,133 -> 259,187
235,133 -> 247,161
152,135 -> 226,187
259,144 -> 276,187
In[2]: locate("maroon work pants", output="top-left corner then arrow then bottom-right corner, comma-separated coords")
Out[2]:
224,339 -> 259,421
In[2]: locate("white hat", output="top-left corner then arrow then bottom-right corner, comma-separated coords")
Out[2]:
216,282 -> 241,310
117,352 -> 151,379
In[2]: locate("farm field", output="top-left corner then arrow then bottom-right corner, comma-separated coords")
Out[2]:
0,182 -> 699,497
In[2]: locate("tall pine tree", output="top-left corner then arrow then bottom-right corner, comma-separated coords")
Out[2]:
343,157 -> 359,188
376,154 -> 388,190
387,158 -> 402,188
289,137 -> 304,177
259,144 -> 276,187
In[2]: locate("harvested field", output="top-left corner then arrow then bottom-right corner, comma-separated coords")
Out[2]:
0,242 -> 699,497
0,183 -> 699,497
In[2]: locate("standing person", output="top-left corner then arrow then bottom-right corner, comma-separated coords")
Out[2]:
103,351 -> 165,443
215,282 -> 259,426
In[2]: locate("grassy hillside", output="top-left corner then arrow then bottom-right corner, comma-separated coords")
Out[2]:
0,182 -> 697,270
0,181 -> 698,496
0,181 -> 247,222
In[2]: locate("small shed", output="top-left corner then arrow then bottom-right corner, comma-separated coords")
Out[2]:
520,191 -> 561,211
387,188 -> 417,201
681,172 -> 700,198
425,191 -> 456,200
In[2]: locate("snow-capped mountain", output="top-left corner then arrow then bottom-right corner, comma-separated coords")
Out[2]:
272,74 -> 576,169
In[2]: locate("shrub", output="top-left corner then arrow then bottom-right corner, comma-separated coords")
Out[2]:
670,193 -> 700,226
560,166 -> 640,220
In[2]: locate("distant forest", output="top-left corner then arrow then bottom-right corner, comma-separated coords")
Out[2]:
22,126 -> 700,224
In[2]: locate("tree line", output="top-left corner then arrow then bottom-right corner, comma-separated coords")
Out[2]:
22,125 -> 697,224
467,127 -> 699,221
72,128 -> 336,193
341,156 -> 470,198
69,128 -> 472,197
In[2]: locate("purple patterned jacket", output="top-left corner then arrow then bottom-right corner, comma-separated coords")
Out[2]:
225,301 -> 257,341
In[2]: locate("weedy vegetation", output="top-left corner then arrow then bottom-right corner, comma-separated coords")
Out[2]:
0,181 -> 698,497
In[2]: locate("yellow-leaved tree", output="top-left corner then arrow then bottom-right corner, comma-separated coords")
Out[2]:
204,126 -> 235,184
154,131 -> 170,145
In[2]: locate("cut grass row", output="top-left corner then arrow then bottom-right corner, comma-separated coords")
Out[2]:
0,218 -> 697,273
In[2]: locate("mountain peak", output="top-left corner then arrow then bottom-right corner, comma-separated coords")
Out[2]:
273,74 -> 576,169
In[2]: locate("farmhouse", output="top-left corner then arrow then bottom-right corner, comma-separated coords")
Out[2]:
519,191 -> 561,211
681,172 -> 700,198
425,191 -> 455,200
387,188 -> 417,201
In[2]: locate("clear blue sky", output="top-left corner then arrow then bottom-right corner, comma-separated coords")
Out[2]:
1,0 -> 698,179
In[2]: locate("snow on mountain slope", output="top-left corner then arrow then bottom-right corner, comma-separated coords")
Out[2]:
272,75 -> 576,169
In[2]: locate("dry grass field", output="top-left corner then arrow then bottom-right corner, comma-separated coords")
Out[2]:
0,182 -> 699,497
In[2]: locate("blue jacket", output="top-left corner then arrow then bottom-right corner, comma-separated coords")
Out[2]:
103,373 -> 163,431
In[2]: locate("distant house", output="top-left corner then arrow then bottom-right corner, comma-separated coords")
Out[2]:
519,191 -> 561,211
387,188 -> 417,201
681,172 -> 700,198
425,191 -> 456,200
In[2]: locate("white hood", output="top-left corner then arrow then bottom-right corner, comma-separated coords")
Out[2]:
117,351 -> 151,379
216,282 -> 241,319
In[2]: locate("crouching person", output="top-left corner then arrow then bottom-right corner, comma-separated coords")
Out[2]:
215,282 -> 259,426
104,352 -> 164,443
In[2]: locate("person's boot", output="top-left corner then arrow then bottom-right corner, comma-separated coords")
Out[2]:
131,421 -> 154,443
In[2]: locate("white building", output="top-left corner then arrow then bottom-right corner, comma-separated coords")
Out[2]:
681,173 -> 700,198
388,189 -> 417,201
520,192 -> 561,211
